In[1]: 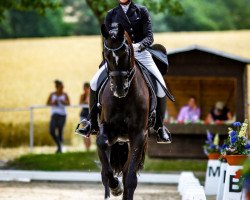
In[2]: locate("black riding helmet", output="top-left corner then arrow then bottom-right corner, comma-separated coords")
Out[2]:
118,0 -> 131,5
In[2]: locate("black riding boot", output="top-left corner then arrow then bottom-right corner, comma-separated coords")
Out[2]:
155,96 -> 172,144
75,89 -> 99,137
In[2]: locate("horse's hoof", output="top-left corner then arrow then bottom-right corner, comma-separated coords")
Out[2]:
110,181 -> 123,196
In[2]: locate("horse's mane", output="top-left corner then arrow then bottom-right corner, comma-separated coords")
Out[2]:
124,31 -> 135,68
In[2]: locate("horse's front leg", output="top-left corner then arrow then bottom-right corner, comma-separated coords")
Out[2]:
123,131 -> 146,200
97,124 -> 122,199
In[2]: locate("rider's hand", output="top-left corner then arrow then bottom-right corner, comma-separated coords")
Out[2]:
132,43 -> 142,52
52,100 -> 58,106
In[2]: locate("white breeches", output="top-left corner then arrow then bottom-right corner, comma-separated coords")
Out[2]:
90,50 -> 167,98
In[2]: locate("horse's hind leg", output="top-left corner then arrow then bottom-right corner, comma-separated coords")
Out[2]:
123,132 -> 145,200
97,124 -> 122,199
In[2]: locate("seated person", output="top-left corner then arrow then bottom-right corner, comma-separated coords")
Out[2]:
206,101 -> 232,124
177,96 -> 200,123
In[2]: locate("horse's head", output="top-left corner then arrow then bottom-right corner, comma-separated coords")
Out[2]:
101,23 -> 135,98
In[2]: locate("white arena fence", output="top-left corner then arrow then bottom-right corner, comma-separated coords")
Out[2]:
1,102 -> 250,151
0,104 -> 88,152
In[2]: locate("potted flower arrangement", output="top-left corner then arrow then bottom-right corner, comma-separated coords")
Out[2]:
221,120 -> 249,165
203,131 -> 220,159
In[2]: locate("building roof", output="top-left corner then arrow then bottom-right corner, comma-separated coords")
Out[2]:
168,44 -> 250,64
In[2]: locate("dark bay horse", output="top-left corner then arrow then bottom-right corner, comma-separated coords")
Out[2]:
97,23 -> 149,200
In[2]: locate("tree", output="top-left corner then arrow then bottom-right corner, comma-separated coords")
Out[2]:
85,0 -> 183,25
0,0 -> 60,21
222,0 -> 250,29
0,8 -> 73,38
62,0 -> 100,35
161,0 -> 250,32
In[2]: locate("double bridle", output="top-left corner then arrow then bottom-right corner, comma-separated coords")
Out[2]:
103,37 -> 136,84
103,38 -> 126,52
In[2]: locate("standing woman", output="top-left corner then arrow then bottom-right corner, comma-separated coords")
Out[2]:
79,0 -> 171,143
47,80 -> 70,153
79,82 -> 91,151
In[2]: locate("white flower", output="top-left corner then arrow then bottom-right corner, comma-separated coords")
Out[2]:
239,119 -> 248,138
213,134 -> 219,146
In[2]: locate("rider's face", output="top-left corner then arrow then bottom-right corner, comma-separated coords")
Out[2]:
119,0 -> 129,4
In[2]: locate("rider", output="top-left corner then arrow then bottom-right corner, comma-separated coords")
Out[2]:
79,0 -> 172,143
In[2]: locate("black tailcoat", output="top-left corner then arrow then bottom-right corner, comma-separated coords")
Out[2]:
105,2 -> 154,49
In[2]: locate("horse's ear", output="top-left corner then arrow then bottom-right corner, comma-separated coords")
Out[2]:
117,23 -> 124,39
101,24 -> 109,39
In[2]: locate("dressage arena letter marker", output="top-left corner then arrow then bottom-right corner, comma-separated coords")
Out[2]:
205,160 -> 221,195
208,165 -> 220,177
222,165 -> 243,200
216,162 -> 227,200
229,175 -> 241,193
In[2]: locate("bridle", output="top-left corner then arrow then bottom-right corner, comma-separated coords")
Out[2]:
103,38 -> 126,52
103,34 -> 136,89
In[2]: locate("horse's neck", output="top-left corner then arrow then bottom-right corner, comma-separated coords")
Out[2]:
130,65 -> 146,91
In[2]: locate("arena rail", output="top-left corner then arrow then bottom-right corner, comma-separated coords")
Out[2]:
0,104 -> 88,152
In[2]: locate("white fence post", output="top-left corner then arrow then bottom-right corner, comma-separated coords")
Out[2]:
29,106 -> 34,152
0,104 -> 87,151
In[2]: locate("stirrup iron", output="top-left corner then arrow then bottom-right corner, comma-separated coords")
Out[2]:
75,119 -> 91,138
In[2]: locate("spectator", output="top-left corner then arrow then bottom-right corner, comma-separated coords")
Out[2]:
206,101 -> 232,124
177,96 -> 200,123
47,80 -> 70,153
79,82 -> 91,151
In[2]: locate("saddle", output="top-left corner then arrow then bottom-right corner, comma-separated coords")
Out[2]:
147,44 -> 169,75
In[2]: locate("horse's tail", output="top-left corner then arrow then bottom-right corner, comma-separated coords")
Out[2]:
110,142 -> 129,175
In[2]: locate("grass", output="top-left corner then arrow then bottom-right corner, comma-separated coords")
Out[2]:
7,151 -> 100,171
0,31 -> 250,118
0,120 -> 75,147
0,31 -> 250,147
6,151 -> 207,172
144,158 -> 207,172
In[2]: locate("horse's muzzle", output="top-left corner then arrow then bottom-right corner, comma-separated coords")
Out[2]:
110,77 -> 129,98
113,86 -> 129,98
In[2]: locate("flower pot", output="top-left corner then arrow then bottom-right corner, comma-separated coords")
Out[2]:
247,191 -> 250,200
208,153 -> 220,160
225,155 -> 248,166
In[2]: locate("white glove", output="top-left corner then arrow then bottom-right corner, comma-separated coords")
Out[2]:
132,43 -> 141,52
